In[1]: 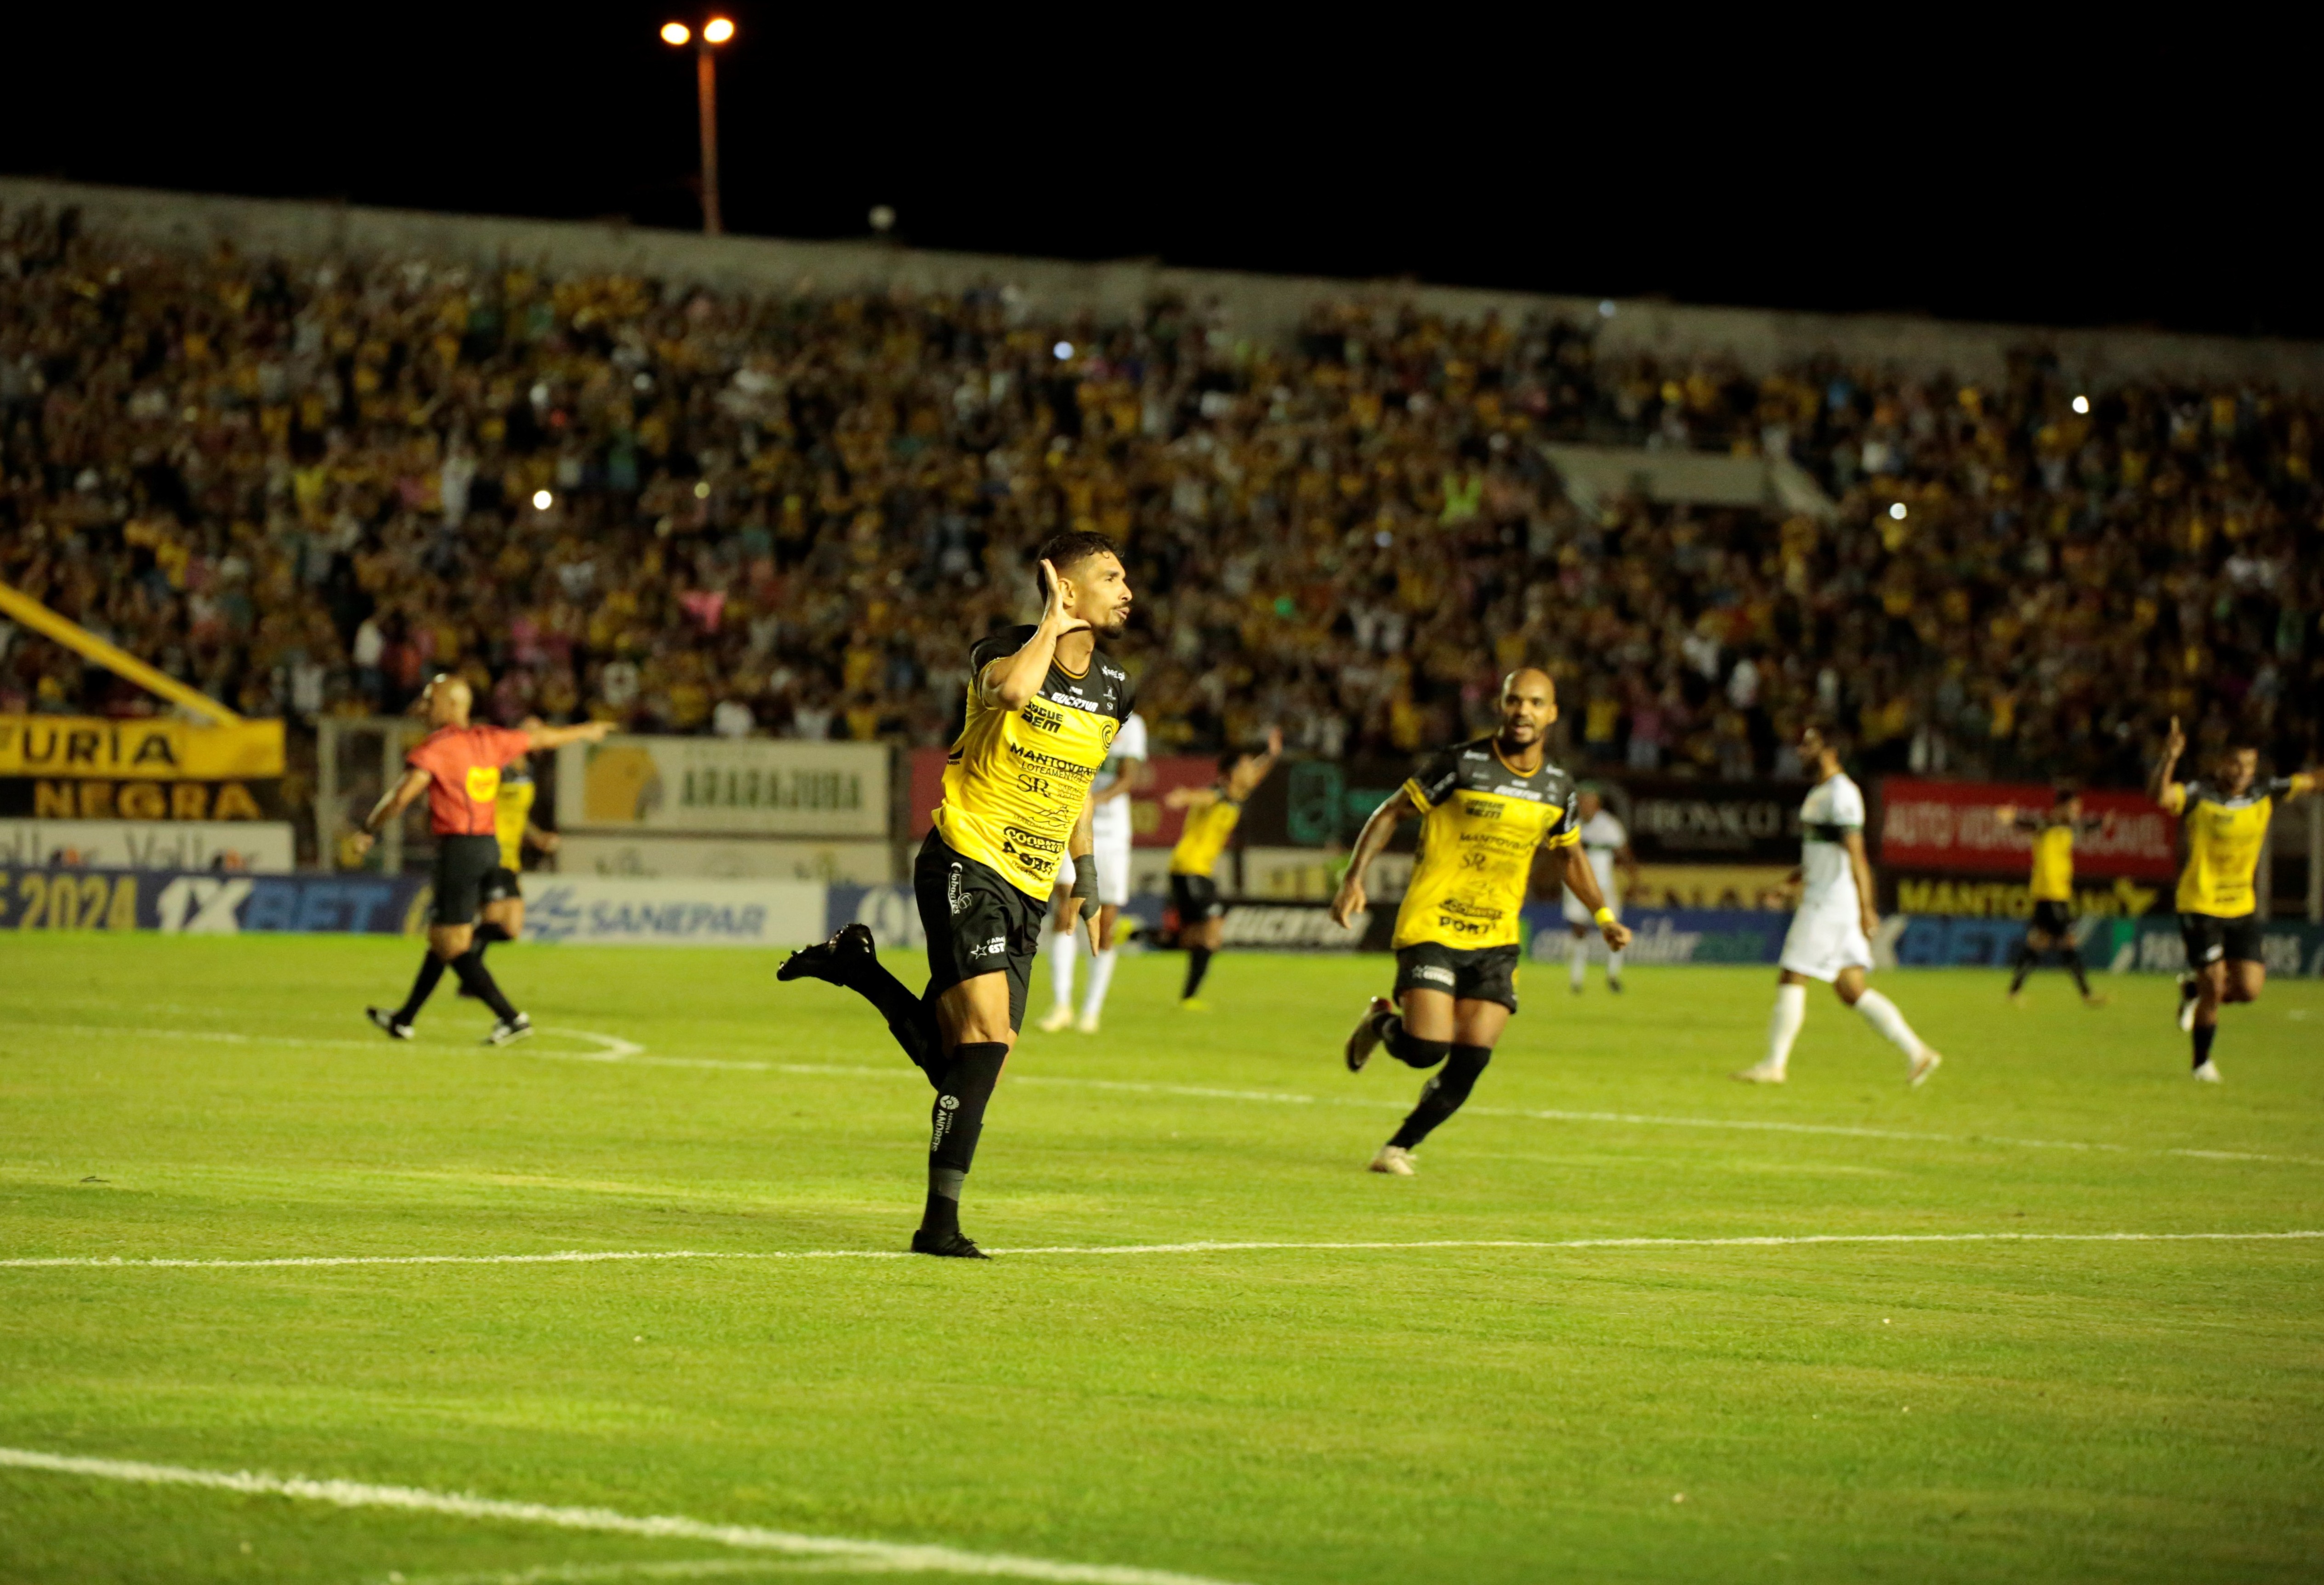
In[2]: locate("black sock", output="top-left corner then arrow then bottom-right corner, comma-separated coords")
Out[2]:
923,1041 -> 1008,1233
1183,946 -> 1212,1000
473,920 -> 510,971
1380,1016 -> 1451,1070
837,956 -> 941,1079
1389,1043 -> 1493,1150
2192,1021 -> 2216,1069
394,953 -> 449,1023
450,948 -> 518,1021
2008,942 -> 2038,994
2062,946 -> 2091,997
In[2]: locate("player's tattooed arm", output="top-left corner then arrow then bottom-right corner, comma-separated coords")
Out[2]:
347,767 -> 432,855
2148,715 -> 2188,809
1557,840 -> 1633,952
1331,785 -> 1418,929
983,559 -> 1089,710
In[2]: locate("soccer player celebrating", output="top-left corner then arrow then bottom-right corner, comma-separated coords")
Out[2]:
778,531 -> 1134,1257
2148,716 -> 2317,1080
1734,722 -> 1943,1088
1560,787 -> 1637,994
1332,669 -> 1628,1175
1036,707 -> 1147,1034
1995,788 -> 2111,1006
352,677 -> 610,1044
1164,728 -> 1282,1010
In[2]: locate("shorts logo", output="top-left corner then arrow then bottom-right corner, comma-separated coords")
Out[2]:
938,1095 -> 960,1111
978,936 -> 1007,957
947,864 -> 966,917
1415,965 -> 1456,986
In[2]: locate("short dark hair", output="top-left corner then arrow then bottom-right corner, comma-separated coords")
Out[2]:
1031,530 -> 1120,602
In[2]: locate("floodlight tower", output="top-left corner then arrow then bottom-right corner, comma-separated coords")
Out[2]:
660,16 -> 736,235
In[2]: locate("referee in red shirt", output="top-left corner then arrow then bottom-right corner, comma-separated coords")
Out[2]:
350,675 -> 610,1043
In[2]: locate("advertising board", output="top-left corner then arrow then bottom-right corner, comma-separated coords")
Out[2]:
557,738 -> 888,838
555,833 -> 895,884
1875,778 -> 2176,879
0,819 -> 295,872
0,864 -> 428,934
0,713 -> 287,826
517,875 -> 826,947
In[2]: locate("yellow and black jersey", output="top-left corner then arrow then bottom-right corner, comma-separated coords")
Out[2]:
2012,811 -> 2102,903
932,624 -> 1133,900
1169,793 -> 1241,878
1393,738 -> 1580,951
2162,775 -> 2313,917
493,768 -> 537,872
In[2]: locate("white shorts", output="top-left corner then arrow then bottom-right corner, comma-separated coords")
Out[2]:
1561,888 -> 1618,927
1054,841 -> 1131,909
1779,900 -> 1874,982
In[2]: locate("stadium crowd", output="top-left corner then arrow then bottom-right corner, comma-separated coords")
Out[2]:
2,201 -> 2318,792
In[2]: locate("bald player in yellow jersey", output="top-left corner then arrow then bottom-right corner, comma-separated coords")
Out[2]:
779,530 -> 1133,1256
1163,726 -> 1282,1008
2149,716 -> 2318,1081
1331,669 -> 1630,1174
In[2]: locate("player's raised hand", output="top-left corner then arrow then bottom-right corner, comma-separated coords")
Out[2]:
1039,559 -> 1091,634
1330,874 -> 1367,930
2163,715 -> 2186,760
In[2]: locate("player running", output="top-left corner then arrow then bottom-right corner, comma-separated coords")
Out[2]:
777,531 -> 1133,1257
1332,669 -> 1629,1175
1560,787 -> 1637,994
1164,728 -> 1282,1010
2149,717 -> 2317,1081
1037,708 -> 1147,1033
1734,723 -> 1942,1088
1995,788 -> 2110,1006
457,751 -> 560,995
353,677 -> 609,1044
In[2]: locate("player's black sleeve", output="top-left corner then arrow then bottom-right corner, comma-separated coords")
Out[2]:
1544,785 -> 1581,845
1404,747 -> 1464,810
967,623 -> 1040,677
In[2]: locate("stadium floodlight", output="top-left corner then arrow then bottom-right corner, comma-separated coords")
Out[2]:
533,490 -> 554,511
1888,502 -> 1908,520
1053,341 -> 1074,360
2072,394 -> 2091,414
662,17 -> 735,235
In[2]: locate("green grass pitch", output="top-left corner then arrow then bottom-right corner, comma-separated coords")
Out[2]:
2,932 -> 2320,1583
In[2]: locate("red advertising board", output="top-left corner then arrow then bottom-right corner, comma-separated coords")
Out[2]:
907,747 -> 1218,847
1876,778 -> 2177,880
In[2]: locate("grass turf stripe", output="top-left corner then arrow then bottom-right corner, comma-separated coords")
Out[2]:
0,1447 -> 1252,1585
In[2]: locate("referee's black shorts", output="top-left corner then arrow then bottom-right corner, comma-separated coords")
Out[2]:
914,831 -> 1047,1033
430,835 -> 501,927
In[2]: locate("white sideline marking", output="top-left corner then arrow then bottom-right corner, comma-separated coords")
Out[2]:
0,1447 -> 1249,1585
398,1560 -> 895,1582
5,1230 -> 2317,1272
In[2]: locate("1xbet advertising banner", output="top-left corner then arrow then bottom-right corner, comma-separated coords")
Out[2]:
0,865 -> 430,934
1875,778 -> 2176,879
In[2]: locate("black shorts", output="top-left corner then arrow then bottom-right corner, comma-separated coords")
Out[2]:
2029,899 -> 2074,937
1170,873 -> 1225,924
1393,942 -> 1521,1013
430,835 -> 502,927
2179,911 -> 2265,969
915,832 -> 1047,1033
482,866 -> 522,905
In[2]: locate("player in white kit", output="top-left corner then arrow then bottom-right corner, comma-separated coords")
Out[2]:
1734,723 -> 1942,1087
1560,788 -> 1637,992
1038,710 -> 1148,1032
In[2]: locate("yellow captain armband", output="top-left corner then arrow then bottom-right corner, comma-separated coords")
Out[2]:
1593,907 -> 1617,928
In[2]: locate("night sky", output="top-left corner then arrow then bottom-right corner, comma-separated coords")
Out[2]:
4,8 -> 2308,340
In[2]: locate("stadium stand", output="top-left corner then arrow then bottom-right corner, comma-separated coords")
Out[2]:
2,196 -> 2318,812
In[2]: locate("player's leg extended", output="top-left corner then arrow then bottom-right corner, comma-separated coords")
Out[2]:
2059,928 -> 2104,1005
2007,927 -> 2046,998
1079,904 -> 1122,1030
1385,998 -> 1508,1156
921,972 -> 1015,1254
1835,966 -> 1941,1086
2189,960 -> 2228,1077
1182,915 -> 1224,1005
1735,969 -> 1810,1083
